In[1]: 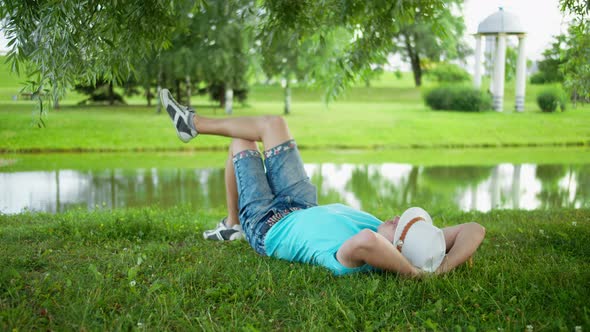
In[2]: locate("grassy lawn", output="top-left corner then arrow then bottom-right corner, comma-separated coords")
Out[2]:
1,57 -> 589,152
1,207 -> 588,330
1,92 -> 589,153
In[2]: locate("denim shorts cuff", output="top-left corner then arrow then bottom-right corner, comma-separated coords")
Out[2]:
264,139 -> 297,159
232,149 -> 262,163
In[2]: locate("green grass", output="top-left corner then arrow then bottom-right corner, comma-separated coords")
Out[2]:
1,207 -> 588,330
1,55 -> 589,153
1,94 -> 589,153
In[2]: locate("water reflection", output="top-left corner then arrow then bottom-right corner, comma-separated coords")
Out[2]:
1,163 -> 589,214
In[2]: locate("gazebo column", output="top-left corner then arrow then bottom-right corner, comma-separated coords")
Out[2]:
492,33 -> 507,112
514,35 -> 527,112
473,34 -> 483,88
488,36 -> 496,94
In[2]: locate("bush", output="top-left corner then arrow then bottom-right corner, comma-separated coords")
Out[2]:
530,72 -> 548,84
424,85 -> 492,112
537,87 -> 567,112
426,63 -> 471,83
74,79 -> 126,105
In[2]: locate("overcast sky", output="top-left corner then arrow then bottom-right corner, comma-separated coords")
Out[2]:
0,0 -> 570,61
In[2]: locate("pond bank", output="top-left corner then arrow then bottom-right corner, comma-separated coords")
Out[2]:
1,140 -> 589,154
1,146 -> 590,171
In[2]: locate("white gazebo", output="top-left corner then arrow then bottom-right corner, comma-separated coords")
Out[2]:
473,8 -> 527,112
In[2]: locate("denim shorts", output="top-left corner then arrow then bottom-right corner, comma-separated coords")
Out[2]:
233,139 -> 317,255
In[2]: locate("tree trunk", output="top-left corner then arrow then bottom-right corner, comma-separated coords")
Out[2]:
284,80 -> 291,115
404,33 -> 422,87
175,79 -> 182,103
411,54 -> 422,87
146,82 -> 152,107
156,66 -> 163,114
225,86 -> 233,115
185,75 -> 191,108
108,81 -> 115,105
52,81 -> 60,110
219,84 -> 226,108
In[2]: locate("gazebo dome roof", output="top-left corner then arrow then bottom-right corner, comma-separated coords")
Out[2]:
477,8 -> 525,35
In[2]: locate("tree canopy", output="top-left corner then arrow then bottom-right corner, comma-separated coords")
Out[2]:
0,0 -> 194,98
390,0 -> 469,87
530,34 -> 566,84
558,0 -> 590,102
1,0 -> 448,105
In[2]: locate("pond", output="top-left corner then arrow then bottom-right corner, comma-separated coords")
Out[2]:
1,162 -> 588,214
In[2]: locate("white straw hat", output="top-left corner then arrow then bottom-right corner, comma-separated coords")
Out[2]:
393,207 -> 446,272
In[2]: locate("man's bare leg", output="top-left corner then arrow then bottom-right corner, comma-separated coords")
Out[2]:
196,116 -> 291,228
195,114 -> 292,152
224,148 -> 240,227
203,138 -> 263,240
162,91 -> 292,237
224,139 -> 259,227
162,88 -> 292,149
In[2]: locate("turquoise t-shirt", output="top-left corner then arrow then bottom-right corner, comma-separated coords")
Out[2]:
264,203 -> 382,276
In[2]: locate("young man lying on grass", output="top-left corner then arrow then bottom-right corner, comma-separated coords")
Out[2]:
161,89 -> 486,276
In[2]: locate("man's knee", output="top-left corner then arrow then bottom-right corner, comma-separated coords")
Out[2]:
230,138 -> 258,155
263,115 -> 287,131
261,116 -> 290,148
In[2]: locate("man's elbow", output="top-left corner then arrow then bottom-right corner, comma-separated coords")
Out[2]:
338,229 -> 379,268
353,229 -> 379,254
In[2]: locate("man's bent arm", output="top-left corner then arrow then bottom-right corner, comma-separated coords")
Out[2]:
336,229 -> 420,277
436,222 -> 486,274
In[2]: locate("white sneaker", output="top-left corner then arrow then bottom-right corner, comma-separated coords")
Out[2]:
160,88 -> 198,143
202,218 -> 245,241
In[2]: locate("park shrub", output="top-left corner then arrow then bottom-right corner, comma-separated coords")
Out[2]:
530,72 -> 549,84
426,63 -> 471,83
74,79 -> 127,105
424,85 -> 492,112
537,87 -> 567,112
